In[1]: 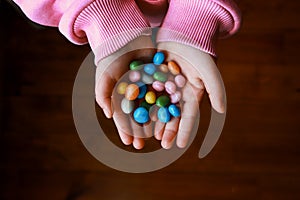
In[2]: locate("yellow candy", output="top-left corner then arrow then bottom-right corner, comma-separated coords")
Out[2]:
117,82 -> 128,95
145,91 -> 156,104
168,61 -> 181,75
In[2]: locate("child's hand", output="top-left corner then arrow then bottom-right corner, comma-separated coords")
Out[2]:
95,36 -> 155,149
155,41 -> 226,149
95,37 -> 225,150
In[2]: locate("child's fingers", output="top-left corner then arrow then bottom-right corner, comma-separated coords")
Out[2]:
161,117 -> 180,149
143,122 -> 153,138
176,83 -> 203,148
113,108 -> 133,146
154,121 -> 165,141
95,71 -> 115,118
177,101 -> 199,149
133,137 -> 145,150
130,118 -> 145,139
130,118 -> 146,150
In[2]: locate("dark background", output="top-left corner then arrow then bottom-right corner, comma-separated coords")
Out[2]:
1,0 -> 300,199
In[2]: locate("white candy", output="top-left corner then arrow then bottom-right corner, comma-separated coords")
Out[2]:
121,98 -> 134,114
142,73 -> 154,84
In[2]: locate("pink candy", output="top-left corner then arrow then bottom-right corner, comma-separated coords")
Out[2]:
170,91 -> 182,104
152,81 -> 165,92
165,81 -> 176,94
129,71 -> 141,82
175,74 -> 186,88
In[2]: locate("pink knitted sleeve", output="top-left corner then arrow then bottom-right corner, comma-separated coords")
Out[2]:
13,0 -> 151,63
156,0 -> 242,57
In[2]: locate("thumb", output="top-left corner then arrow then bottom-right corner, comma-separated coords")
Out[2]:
197,60 -> 226,113
184,47 -> 226,113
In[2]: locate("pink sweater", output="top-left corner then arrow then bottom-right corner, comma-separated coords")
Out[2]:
13,0 -> 241,63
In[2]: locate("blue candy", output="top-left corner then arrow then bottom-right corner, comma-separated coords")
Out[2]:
133,107 -> 149,124
153,52 -> 165,65
157,107 -> 171,123
136,82 -> 147,99
168,104 -> 181,117
144,63 -> 156,75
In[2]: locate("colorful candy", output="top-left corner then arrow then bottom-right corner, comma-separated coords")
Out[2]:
130,60 -> 143,70
168,104 -> 181,117
175,74 -> 186,88
168,61 -> 181,75
136,82 -> 147,99
144,63 -> 156,75
153,52 -> 165,65
117,82 -> 128,95
141,73 -> 154,84
125,84 -> 139,100
116,52 -> 187,124
121,98 -> 135,114
153,72 -> 167,82
156,95 -> 170,108
152,81 -> 165,92
145,91 -> 156,104
159,64 -> 169,73
157,107 -> 171,123
129,70 -> 141,82
133,107 -> 149,124
165,81 -> 177,94
140,100 -> 152,110
149,105 -> 159,122
170,91 -> 182,104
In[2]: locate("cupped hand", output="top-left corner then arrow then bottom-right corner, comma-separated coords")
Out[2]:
95,38 -> 225,150
155,42 -> 226,149
95,35 -> 156,149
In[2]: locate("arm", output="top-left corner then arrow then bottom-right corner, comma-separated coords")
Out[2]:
12,0 -> 151,63
157,0 -> 242,57
13,0 -> 74,26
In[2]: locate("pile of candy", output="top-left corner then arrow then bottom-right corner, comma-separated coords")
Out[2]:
116,52 -> 186,124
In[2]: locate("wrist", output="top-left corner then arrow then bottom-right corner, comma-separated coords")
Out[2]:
157,0 -> 241,57
59,0 -> 151,64
97,35 -> 155,68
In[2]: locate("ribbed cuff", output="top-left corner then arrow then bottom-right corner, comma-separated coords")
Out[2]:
157,0 -> 241,57
59,0 -> 151,63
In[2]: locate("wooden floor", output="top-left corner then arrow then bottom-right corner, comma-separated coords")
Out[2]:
1,0 -> 300,199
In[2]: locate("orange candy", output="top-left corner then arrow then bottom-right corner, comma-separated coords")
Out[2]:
168,61 -> 181,75
125,84 -> 140,100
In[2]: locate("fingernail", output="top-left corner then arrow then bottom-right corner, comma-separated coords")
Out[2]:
122,138 -> 132,146
155,134 -> 162,140
103,109 -> 111,118
161,141 -> 171,149
177,140 -> 187,149
215,103 -> 226,114
133,139 -> 144,150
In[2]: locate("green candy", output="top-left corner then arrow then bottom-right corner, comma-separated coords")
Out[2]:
156,95 -> 170,107
140,100 -> 152,111
153,72 -> 167,82
130,60 -> 144,70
